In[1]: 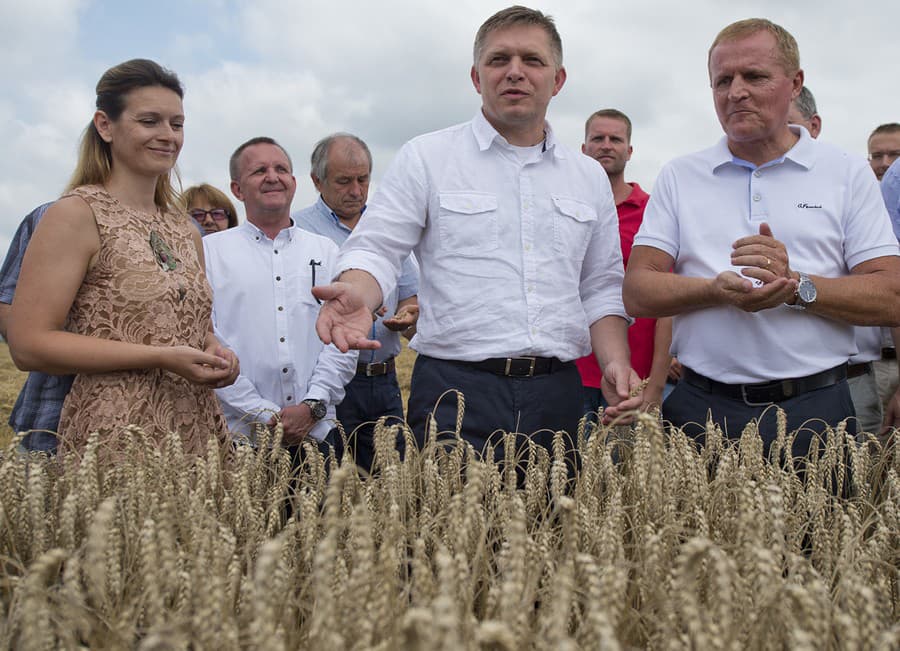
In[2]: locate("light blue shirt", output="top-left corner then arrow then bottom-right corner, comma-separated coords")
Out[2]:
293,197 -> 419,364
882,158 -> 900,241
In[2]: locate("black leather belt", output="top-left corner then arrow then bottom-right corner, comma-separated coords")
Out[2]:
882,347 -> 897,360
682,364 -> 847,405
356,358 -> 395,376
461,356 -> 570,378
847,362 -> 873,379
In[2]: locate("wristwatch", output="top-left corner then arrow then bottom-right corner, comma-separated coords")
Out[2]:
786,271 -> 817,310
301,398 -> 327,421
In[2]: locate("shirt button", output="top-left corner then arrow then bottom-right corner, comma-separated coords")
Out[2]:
282,368 -> 288,373
278,306 -> 284,311
286,395 -> 292,401
753,194 -> 761,202
524,244 -> 532,251
753,170 -> 761,178
276,276 -> 281,281
280,337 -> 285,342
274,250 -> 279,254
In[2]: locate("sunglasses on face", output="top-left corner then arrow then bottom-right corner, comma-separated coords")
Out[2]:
190,208 -> 229,221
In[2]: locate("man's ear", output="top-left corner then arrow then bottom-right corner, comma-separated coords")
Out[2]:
230,180 -> 243,201
471,66 -> 482,94
311,173 -> 323,193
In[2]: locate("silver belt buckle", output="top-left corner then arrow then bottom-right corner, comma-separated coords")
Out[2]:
740,383 -> 770,407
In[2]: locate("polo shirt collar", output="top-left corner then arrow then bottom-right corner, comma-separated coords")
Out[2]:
472,110 -> 565,159
621,182 -> 649,208
710,124 -> 816,173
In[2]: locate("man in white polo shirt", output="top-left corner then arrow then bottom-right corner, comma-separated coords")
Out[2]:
624,18 -> 900,459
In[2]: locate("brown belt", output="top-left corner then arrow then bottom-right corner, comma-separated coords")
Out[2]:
356,358 -> 395,377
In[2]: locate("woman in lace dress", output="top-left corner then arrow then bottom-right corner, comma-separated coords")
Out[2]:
8,59 -> 239,461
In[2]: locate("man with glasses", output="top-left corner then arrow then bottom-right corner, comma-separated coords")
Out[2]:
203,136 -> 357,455
294,133 -> 418,472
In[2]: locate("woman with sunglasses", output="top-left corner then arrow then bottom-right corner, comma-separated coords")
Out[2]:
8,59 -> 239,462
183,183 -> 238,235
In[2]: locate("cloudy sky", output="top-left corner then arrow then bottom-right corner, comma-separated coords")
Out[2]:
2,0 -> 896,253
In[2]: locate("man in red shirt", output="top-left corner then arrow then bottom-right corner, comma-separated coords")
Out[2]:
577,109 -> 671,418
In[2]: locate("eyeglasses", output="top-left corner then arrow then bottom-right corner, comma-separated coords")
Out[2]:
868,151 -> 900,163
190,208 -> 229,221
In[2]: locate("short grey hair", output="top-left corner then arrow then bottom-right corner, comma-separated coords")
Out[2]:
309,133 -> 372,181
792,86 -> 818,121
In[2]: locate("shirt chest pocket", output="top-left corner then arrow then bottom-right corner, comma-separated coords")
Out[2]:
552,195 -> 597,257
437,192 -> 499,256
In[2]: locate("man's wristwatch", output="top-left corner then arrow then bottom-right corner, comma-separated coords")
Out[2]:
786,271 -> 817,310
301,399 -> 327,421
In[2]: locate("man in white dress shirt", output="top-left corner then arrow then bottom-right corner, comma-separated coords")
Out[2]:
313,6 -> 642,470
204,136 -> 357,456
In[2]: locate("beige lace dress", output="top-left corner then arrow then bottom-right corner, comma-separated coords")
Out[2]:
57,185 -> 227,459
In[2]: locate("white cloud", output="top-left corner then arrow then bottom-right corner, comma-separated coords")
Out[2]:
3,0 -> 899,243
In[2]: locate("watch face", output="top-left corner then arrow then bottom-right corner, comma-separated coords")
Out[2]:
798,280 -> 817,303
306,400 -> 326,420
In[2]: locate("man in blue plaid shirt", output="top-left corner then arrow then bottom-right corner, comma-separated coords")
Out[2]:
0,203 -> 74,453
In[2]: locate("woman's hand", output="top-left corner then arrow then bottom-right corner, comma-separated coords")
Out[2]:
160,345 -> 235,386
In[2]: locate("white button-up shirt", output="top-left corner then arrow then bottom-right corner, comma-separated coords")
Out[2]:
293,197 -> 419,364
634,126 -> 899,383
204,221 -> 357,441
336,111 -> 627,362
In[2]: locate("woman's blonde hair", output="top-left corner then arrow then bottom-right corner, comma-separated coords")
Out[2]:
67,58 -> 184,210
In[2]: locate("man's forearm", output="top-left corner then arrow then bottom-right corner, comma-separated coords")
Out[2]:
623,267 -> 718,318
589,316 -> 631,372
338,269 -> 385,313
797,266 -> 900,327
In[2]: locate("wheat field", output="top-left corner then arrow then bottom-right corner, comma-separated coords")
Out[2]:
0,344 -> 898,649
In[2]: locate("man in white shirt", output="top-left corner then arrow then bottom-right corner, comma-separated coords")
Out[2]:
625,19 -> 900,460
313,6 -> 642,471
294,133 -> 419,472
204,136 -> 357,456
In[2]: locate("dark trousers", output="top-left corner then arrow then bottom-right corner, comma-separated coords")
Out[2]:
663,378 -> 856,461
285,427 -> 343,474
406,355 -> 583,478
336,370 -> 406,473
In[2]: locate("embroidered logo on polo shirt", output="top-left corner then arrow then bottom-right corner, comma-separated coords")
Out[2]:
797,202 -> 823,209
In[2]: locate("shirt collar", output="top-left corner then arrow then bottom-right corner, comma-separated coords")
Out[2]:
241,218 -> 297,243
316,195 -> 363,234
620,182 -> 649,208
471,110 -> 565,159
710,124 -> 816,173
